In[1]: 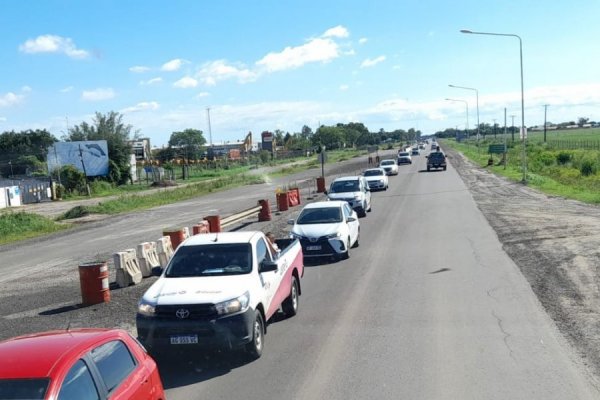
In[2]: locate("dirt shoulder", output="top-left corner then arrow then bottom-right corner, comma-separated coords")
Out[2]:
446,146 -> 600,385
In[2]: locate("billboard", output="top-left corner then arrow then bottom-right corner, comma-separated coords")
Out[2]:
47,141 -> 109,177
261,131 -> 274,152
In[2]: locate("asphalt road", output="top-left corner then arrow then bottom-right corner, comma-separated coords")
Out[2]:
159,150 -> 598,399
1,149 -> 598,399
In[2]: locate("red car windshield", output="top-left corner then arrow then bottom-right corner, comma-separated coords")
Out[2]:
0,378 -> 49,399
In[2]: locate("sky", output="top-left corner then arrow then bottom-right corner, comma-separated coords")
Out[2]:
1,0 -> 599,147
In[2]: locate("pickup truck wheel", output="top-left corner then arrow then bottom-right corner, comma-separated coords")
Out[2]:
246,312 -> 264,359
282,277 -> 299,317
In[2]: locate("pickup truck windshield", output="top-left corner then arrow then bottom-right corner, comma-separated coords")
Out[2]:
165,243 -> 252,277
297,207 -> 342,224
330,180 -> 359,193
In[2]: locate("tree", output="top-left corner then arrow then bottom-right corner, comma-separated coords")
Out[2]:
0,129 -> 57,176
578,117 -> 590,127
312,126 -> 344,150
168,129 -> 206,162
65,111 -> 135,185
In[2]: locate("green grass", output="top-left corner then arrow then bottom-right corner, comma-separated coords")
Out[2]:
527,127 -> 600,143
0,211 -> 71,244
443,138 -> 600,204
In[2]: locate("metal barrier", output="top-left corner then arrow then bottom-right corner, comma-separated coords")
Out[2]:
220,204 -> 263,228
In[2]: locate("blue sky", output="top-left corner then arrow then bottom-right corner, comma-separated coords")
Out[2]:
1,0 -> 599,147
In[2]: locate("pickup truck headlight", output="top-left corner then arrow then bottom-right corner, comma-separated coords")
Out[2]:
137,300 -> 156,317
325,232 -> 342,239
215,291 -> 250,315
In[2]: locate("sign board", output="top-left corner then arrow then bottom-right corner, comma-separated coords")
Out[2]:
47,140 -> 109,176
318,152 -> 328,163
520,126 -> 528,139
488,144 -> 506,154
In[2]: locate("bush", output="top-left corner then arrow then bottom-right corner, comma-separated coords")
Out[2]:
580,157 -> 597,176
90,180 -> 114,195
60,205 -> 90,220
537,152 -> 555,167
59,165 -> 87,194
259,150 -> 271,163
556,151 -> 572,165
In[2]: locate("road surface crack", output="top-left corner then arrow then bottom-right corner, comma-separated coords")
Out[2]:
491,309 -> 516,361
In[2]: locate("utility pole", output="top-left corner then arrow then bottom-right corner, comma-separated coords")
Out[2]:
510,115 -> 516,143
206,107 -> 213,147
543,104 -> 549,143
78,144 -> 91,196
493,119 -> 497,139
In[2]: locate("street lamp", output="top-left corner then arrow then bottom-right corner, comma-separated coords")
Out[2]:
449,84 -> 479,141
445,98 -> 469,139
8,160 -> 13,180
461,28 -> 526,183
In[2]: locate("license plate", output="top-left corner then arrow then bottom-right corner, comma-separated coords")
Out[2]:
170,335 -> 198,345
306,245 -> 322,251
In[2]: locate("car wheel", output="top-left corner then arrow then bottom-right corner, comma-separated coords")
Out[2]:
352,229 -> 360,248
443,166 -> 447,171
282,276 -> 299,317
427,166 -> 431,172
245,311 -> 264,359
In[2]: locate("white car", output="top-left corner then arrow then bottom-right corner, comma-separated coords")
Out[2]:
326,176 -> 372,217
397,151 -> 412,165
289,201 -> 359,260
363,168 -> 389,191
379,159 -> 399,175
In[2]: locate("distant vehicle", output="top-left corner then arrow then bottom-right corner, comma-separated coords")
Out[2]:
379,159 -> 399,175
397,151 -> 412,165
427,151 -> 447,171
363,168 -> 389,191
0,328 -> 165,400
137,231 -> 304,359
327,176 -> 372,217
289,201 -> 359,260
411,148 -> 420,156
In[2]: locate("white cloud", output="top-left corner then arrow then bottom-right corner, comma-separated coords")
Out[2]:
81,88 -> 115,101
197,60 -> 257,85
323,25 -> 350,38
121,101 -> 160,113
60,86 -> 74,93
196,92 -> 210,98
340,84 -> 349,91
129,65 -> 150,73
0,92 -> 24,107
392,65 -> 402,70
21,86 -> 32,92
0,117 -> 6,122
19,34 -> 89,59
359,38 -> 368,45
161,58 -> 188,72
256,38 -> 341,72
360,55 -> 386,68
173,76 -> 198,88
140,77 -> 163,86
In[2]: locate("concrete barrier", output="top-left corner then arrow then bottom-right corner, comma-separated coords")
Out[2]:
137,242 -> 161,277
156,236 -> 175,268
192,221 -> 210,235
113,249 -> 143,288
182,226 -> 191,241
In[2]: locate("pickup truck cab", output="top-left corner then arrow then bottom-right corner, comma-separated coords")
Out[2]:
136,231 -> 303,359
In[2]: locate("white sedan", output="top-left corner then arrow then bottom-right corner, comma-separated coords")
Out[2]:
289,201 -> 359,260
363,168 -> 389,191
379,159 -> 398,175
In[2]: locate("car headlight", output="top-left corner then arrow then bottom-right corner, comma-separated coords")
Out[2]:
379,180 -> 384,183
137,300 -> 156,317
326,232 -> 342,239
215,292 -> 250,315
354,195 -> 361,200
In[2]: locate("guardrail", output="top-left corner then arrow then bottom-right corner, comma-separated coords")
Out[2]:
221,204 -> 263,228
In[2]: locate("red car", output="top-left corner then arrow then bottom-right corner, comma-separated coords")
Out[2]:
0,328 -> 165,400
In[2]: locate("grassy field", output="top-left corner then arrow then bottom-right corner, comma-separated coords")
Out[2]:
0,211 -> 70,245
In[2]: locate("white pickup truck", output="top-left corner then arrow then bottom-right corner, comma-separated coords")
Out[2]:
136,231 -> 303,359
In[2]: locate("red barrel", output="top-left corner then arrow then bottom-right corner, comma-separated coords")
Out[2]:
316,177 -> 326,193
163,228 -> 186,249
258,199 -> 272,221
276,192 -> 289,211
204,215 -> 222,233
192,221 -> 210,235
78,261 -> 110,306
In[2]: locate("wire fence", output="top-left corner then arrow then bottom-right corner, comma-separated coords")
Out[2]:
546,140 -> 600,151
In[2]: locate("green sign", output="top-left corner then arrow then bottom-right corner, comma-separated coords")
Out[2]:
488,144 -> 506,154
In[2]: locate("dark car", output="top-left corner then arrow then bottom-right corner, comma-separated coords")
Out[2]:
427,151 -> 447,171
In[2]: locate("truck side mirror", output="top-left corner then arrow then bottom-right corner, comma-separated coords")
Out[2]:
259,260 -> 278,273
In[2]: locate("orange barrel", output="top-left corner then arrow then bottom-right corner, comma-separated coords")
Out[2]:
277,192 -> 289,211
316,177 -> 326,193
163,228 -> 186,249
192,221 -> 210,235
204,215 -> 222,233
258,199 -> 272,221
78,261 -> 110,306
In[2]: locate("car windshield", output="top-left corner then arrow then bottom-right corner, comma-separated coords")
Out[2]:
380,160 -> 394,166
364,169 -> 383,176
0,379 -> 49,399
430,153 -> 445,159
165,243 -> 252,277
399,152 -> 410,157
329,180 -> 359,193
296,207 -> 342,224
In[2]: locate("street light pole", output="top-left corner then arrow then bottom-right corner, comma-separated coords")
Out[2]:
461,29 -> 526,183
449,84 -> 479,141
445,98 -> 469,140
